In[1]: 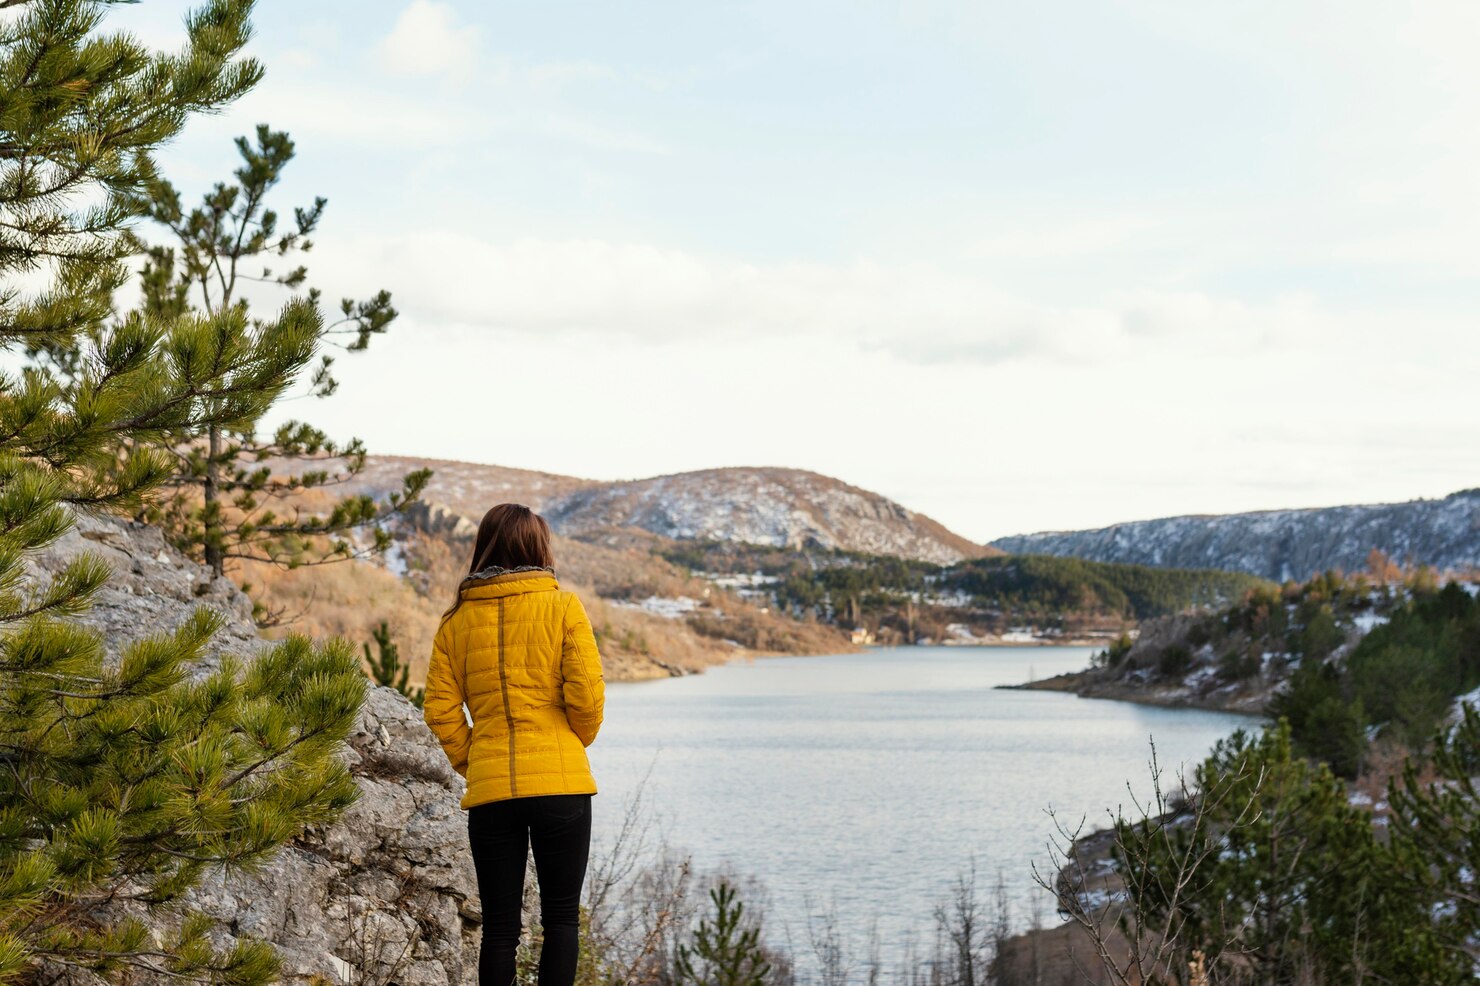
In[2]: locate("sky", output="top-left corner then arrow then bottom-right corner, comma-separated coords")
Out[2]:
108,1 -> 1479,543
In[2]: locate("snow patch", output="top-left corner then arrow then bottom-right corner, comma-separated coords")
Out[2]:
923,591 -> 974,608
382,540 -> 409,578
1075,888 -> 1128,912
1182,665 -> 1220,689
701,571 -> 779,590
1450,685 -> 1480,722
611,595 -> 703,620
946,623 -> 982,642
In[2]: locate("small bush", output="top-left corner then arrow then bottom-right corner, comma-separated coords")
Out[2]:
1218,649 -> 1261,682
1296,605 -> 1343,659
1157,645 -> 1193,678
675,881 -> 772,986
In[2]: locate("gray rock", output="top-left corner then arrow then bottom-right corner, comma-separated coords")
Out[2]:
34,510 -> 482,984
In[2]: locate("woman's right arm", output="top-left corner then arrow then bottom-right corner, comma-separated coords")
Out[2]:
423,621 -> 472,777
561,594 -> 605,746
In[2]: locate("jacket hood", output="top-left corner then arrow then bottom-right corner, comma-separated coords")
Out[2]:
457,564 -> 559,600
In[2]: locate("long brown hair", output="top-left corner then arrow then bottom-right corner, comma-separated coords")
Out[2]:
442,503 -> 554,620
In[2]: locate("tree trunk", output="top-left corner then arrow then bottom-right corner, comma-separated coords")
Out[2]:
204,423 -> 223,577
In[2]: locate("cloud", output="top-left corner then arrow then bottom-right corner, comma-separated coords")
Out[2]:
311,231 -> 1403,369
375,0 -> 479,80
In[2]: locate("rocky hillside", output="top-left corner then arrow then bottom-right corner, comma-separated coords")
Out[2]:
33,510 -> 480,985
991,487 -> 1480,582
358,457 -> 989,566
540,467 -> 988,564
1018,571 -> 1480,729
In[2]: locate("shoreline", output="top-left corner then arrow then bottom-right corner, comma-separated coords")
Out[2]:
928,637 -> 1114,648
614,639 -> 1109,684
1000,666 -> 1273,717
999,670 -> 1271,716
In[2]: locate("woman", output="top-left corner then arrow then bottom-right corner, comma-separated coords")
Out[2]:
423,503 -> 605,986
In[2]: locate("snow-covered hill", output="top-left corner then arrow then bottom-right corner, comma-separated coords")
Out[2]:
991,488 -> 1480,581
358,457 -> 989,565
541,467 -> 988,564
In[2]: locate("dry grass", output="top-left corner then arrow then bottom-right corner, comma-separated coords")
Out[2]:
238,522 -> 855,686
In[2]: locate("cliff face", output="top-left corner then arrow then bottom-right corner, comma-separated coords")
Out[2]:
991,488 -> 1480,582
36,511 -> 479,985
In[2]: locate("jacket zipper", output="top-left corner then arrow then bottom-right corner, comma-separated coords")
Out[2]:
498,596 -> 517,797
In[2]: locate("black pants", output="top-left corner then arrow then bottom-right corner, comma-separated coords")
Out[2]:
468,794 -> 593,986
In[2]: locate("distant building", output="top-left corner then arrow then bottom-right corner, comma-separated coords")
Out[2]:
850,626 -> 875,645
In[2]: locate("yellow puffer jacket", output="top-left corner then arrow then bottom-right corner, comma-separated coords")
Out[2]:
423,567 -> 605,810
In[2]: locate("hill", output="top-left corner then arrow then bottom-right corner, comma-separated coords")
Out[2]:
539,466 -> 990,564
990,487 -> 1480,582
354,457 -> 991,565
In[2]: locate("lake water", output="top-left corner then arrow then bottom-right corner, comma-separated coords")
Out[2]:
587,645 -> 1259,973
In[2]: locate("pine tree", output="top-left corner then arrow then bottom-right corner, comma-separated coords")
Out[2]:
121,122 -> 430,594
1115,721 -> 1460,983
363,620 -> 423,707
1389,702 -> 1480,971
674,882 -> 772,986
0,2 -> 369,982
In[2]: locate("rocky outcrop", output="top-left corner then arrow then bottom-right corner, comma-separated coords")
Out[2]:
1013,612 -> 1281,715
34,511 -> 480,985
191,687 -> 479,985
404,498 -> 480,539
991,488 -> 1480,582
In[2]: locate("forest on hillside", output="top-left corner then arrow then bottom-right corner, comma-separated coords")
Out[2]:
660,540 -> 1268,641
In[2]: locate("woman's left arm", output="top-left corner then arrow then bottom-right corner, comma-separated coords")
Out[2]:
423,621 -> 472,777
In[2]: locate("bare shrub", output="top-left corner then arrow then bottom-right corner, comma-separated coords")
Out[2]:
805,899 -> 852,986
1030,742 -> 1257,986
581,772 -> 698,986
931,860 -> 993,986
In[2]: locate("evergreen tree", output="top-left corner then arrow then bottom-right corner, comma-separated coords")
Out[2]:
0,2 -> 368,982
675,882 -> 771,986
123,122 -> 429,590
1115,721 -> 1458,983
363,620 -> 422,707
1389,701 -> 1480,968
1268,661 -> 1368,778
